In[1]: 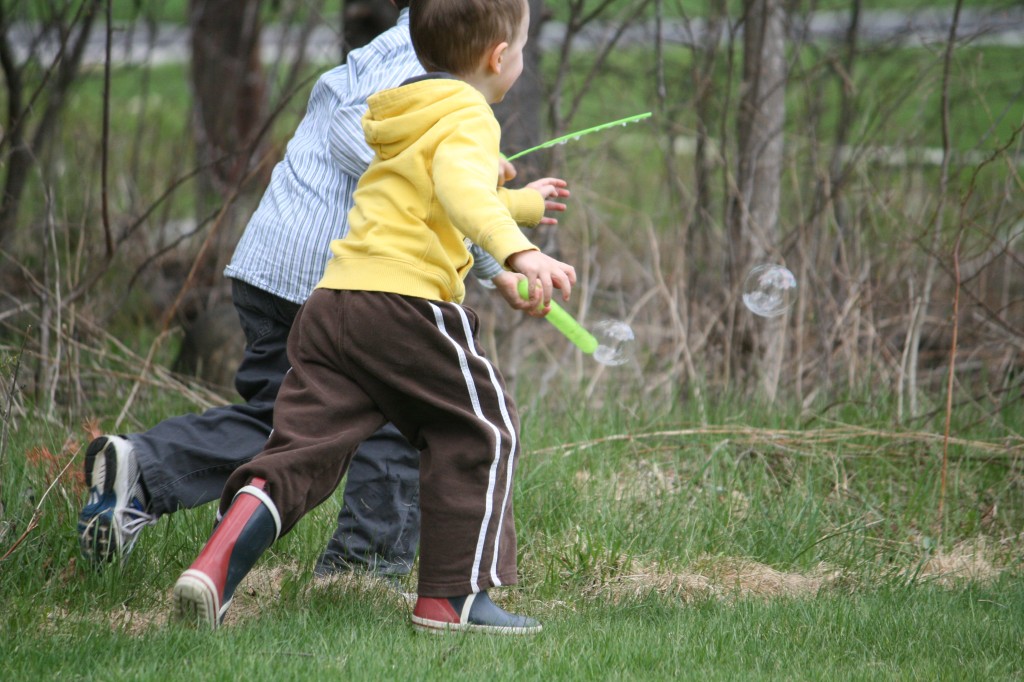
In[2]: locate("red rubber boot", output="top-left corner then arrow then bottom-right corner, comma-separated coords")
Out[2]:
172,478 -> 280,629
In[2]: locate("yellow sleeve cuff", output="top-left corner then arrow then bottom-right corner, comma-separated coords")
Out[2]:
498,187 -> 546,227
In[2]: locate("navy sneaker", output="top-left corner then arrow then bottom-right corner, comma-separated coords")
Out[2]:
77,436 -> 156,565
412,591 -> 541,635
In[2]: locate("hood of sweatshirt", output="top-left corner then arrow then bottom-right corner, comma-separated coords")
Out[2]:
362,78 -> 489,161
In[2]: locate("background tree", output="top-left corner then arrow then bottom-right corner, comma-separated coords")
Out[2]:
0,1 -> 1019,421
341,0 -> 398,57
0,0 -> 102,248
150,0 -> 272,387
728,0 -> 788,399
188,0 -> 267,203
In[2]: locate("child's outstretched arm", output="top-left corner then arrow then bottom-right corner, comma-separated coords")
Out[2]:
524,178 -> 570,225
498,177 -> 571,226
506,250 -> 576,312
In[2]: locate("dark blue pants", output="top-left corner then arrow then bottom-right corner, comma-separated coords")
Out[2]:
131,279 -> 420,575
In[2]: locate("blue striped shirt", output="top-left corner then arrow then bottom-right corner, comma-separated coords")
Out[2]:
225,9 -> 504,303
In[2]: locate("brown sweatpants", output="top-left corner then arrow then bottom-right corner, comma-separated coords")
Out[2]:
220,288 -> 520,597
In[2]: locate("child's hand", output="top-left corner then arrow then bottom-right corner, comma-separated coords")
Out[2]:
506,249 -> 576,312
498,158 -> 518,187
526,178 -> 570,225
490,272 -> 548,317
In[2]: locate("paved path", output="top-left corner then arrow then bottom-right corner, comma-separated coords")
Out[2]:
7,7 -> 1024,67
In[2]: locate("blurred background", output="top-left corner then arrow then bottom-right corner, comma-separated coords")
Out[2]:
0,0 -> 1021,433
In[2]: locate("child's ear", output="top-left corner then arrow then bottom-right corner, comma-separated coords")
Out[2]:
487,41 -> 509,74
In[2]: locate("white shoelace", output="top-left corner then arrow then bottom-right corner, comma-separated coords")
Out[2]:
115,505 -> 158,540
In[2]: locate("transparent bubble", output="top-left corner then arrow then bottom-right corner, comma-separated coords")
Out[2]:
742,264 -> 797,318
592,320 -> 635,366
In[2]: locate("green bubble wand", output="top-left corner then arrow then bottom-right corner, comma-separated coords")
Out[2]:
505,112 -> 652,161
517,278 -> 598,354
506,112 -> 650,356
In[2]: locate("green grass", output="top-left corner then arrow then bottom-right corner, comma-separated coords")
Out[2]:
1,383 -> 1021,679
3,581 -> 1022,680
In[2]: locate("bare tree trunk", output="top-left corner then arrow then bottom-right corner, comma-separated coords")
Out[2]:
691,4 -> 726,240
903,0 -> 962,421
827,0 -> 861,241
189,0 -> 267,202
729,0 -> 788,398
341,0 -> 398,58
185,0 -> 268,310
0,0 -> 102,247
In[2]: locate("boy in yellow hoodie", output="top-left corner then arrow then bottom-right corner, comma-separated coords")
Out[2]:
172,0 -> 574,635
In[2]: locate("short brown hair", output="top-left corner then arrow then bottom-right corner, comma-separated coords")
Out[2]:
410,0 -> 526,76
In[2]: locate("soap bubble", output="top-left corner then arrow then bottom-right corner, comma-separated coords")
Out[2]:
592,320 -> 635,366
742,264 -> 797,318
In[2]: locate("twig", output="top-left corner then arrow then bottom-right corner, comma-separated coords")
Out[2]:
929,0 -> 964,531
100,0 -> 113,256
937,234 -> 961,533
0,447 -> 78,562
0,327 -> 28,517
530,424 -> 1022,459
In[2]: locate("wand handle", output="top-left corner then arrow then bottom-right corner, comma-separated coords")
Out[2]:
518,279 -> 598,354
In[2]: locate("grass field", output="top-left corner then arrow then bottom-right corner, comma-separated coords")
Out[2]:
1,386 -> 1021,679
2,1 -> 1022,678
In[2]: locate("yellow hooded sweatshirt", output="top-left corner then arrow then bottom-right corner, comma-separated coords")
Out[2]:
317,77 -> 545,304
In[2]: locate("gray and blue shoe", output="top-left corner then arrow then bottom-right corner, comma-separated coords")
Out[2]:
411,591 -> 541,635
77,436 -> 156,565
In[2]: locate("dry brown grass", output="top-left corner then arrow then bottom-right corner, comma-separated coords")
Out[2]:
580,541 -> 1009,606
912,537 -> 1004,586
72,563 -> 412,636
584,557 -> 844,604
54,537 -> 1009,637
